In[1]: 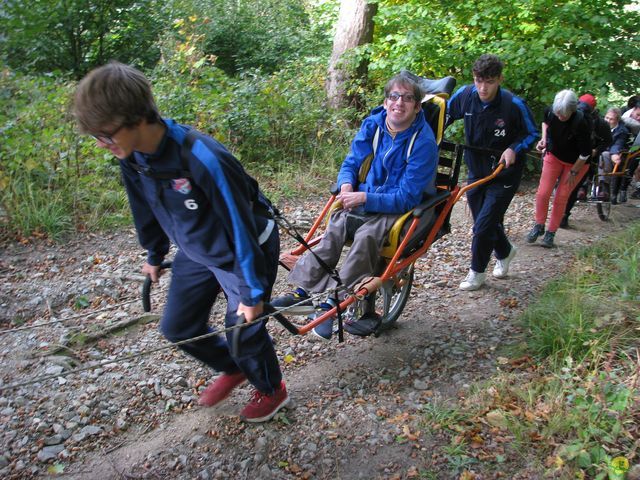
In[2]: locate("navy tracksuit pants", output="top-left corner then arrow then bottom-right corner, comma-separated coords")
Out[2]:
466,179 -> 518,273
159,228 -> 282,394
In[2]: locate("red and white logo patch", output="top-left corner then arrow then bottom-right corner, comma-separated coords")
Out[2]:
171,178 -> 192,194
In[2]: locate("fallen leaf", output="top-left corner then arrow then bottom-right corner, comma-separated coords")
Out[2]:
470,434 -> 484,449
47,464 -> 65,475
407,466 -> 419,478
485,410 -> 509,429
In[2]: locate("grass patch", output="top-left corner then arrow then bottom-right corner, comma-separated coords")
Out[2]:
420,223 -> 640,479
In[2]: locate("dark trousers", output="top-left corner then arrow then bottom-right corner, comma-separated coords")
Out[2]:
159,229 -> 282,394
466,180 -> 518,273
612,154 -> 640,196
564,161 -> 596,219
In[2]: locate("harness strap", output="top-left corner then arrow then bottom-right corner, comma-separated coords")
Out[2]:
407,130 -> 418,159
127,129 -> 199,180
272,206 -> 344,293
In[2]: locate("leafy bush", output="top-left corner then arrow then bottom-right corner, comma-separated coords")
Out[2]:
0,0 -> 165,78
0,14 -> 357,239
150,21 -> 358,198
0,68 -> 131,239
370,0 -> 640,118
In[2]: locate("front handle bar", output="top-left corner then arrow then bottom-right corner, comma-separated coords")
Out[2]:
142,261 -> 172,312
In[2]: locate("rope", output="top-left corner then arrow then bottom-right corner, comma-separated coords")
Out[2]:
272,206 -> 344,290
0,290 -> 337,393
0,289 -> 167,336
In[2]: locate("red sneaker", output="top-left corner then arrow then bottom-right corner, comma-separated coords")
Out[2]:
198,372 -> 247,407
239,382 -> 290,423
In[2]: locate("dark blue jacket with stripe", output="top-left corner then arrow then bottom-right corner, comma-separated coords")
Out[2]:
120,119 -> 273,307
446,85 -> 538,183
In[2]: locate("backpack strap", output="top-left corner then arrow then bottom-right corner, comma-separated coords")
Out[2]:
407,130 -> 419,159
179,129 -> 199,176
571,109 -> 583,133
357,124 -> 421,183
358,126 -> 381,183
372,126 -> 380,155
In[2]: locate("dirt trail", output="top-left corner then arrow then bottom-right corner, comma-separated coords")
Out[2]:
1,184 -> 639,479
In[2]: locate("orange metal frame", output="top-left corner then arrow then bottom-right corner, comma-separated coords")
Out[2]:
285,164 -> 506,335
598,149 -> 640,179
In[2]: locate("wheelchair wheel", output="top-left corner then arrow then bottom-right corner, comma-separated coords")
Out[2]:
350,264 -> 414,336
596,201 -> 610,221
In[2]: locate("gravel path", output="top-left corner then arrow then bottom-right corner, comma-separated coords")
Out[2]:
1,183 -> 639,479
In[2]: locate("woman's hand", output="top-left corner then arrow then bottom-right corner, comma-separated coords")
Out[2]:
565,172 -> 578,187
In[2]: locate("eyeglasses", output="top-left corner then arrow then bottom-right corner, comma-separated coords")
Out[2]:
92,124 -> 125,145
386,92 -> 417,103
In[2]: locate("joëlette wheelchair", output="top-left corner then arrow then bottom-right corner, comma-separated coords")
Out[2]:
582,148 -> 640,221
273,74 -> 506,339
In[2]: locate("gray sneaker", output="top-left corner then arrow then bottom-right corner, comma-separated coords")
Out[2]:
526,224 -> 545,243
541,231 -> 555,248
618,190 -> 628,203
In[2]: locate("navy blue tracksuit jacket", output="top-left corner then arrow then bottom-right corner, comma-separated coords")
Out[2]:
120,118 -> 281,393
446,85 -> 538,273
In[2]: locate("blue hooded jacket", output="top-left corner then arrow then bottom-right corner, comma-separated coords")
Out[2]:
337,106 -> 438,214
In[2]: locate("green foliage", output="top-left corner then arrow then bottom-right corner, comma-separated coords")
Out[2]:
420,225 -> 640,478
159,0 -> 333,76
521,223 -> 640,366
0,0 -> 165,77
149,18 -> 356,197
0,68 -> 131,239
371,0 -> 640,116
0,10 -> 353,239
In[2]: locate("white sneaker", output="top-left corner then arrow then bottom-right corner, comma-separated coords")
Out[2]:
459,269 -> 486,291
493,245 -> 517,279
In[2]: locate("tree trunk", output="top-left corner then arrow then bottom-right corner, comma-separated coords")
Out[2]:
326,0 -> 377,109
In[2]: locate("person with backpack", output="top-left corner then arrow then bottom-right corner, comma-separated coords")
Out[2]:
560,93 -> 612,227
446,54 -> 538,291
527,89 -> 592,248
271,72 -> 438,340
73,62 -> 289,423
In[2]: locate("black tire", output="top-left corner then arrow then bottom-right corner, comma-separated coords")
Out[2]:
597,201 -> 610,221
350,264 -> 414,336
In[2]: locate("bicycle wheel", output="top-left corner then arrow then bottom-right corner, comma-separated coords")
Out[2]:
350,263 -> 414,336
597,200 -> 610,221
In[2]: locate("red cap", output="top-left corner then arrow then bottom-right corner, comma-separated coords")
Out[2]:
579,94 -> 596,109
